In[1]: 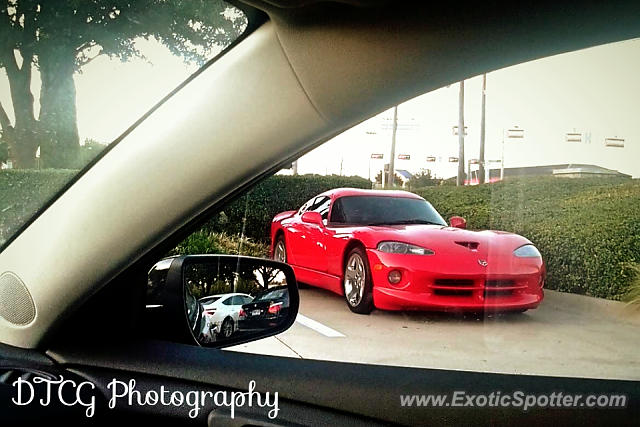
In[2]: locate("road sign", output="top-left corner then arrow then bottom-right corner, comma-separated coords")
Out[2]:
565,132 -> 582,143
370,153 -> 384,159
398,154 -> 411,160
605,137 -> 624,148
507,127 -> 524,138
426,156 -> 436,162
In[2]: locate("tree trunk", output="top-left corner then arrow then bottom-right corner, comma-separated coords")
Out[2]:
38,46 -> 80,169
0,50 -> 40,169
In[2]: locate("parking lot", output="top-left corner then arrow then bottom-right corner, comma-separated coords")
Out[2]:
228,287 -> 640,380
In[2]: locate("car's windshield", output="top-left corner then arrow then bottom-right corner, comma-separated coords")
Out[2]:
330,196 -> 447,226
166,36 -> 640,385
0,1 -> 247,250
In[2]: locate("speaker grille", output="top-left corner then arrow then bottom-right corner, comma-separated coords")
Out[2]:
0,272 -> 36,325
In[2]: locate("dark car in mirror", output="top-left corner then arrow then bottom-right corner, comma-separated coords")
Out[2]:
238,286 -> 290,332
145,255 -> 299,348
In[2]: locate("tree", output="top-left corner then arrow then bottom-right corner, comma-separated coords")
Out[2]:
0,0 -> 245,168
375,170 -> 403,187
407,170 -> 438,189
0,140 -> 7,163
76,139 -> 107,167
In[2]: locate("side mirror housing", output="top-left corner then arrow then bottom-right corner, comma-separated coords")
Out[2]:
146,255 -> 299,348
449,216 -> 467,229
301,211 -> 324,227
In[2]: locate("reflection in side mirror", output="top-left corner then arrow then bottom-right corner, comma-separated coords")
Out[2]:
146,255 -> 298,348
449,216 -> 467,229
301,211 -> 324,227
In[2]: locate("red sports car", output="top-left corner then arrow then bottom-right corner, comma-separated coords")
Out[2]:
270,188 -> 545,314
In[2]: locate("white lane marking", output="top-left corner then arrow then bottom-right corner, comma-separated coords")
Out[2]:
295,314 -> 345,338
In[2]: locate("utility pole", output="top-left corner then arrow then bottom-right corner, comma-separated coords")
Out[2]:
388,105 -> 398,188
501,129 -> 505,181
457,81 -> 465,186
478,74 -> 486,184
292,160 -> 298,175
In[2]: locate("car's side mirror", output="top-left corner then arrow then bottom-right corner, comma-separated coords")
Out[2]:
301,211 -> 324,227
449,216 -> 467,229
146,255 -> 299,348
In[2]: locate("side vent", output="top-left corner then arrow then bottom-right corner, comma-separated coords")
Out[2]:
455,241 -> 479,251
0,272 -> 36,325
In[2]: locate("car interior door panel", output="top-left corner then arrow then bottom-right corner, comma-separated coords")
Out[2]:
1,341 -> 637,425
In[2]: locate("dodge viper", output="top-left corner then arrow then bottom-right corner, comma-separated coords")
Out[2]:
271,188 -> 545,314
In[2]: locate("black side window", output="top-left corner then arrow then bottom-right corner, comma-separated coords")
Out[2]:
222,297 -> 233,306
330,198 -> 346,223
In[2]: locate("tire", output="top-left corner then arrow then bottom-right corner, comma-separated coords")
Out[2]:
273,235 -> 287,263
343,247 -> 374,314
219,317 -> 234,339
273,235 -> 309,289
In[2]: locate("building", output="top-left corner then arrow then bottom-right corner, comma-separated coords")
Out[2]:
487,164 -> 631,180
395,169 -> 413,187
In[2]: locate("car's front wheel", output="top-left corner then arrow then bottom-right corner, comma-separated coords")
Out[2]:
343,247 -> 374,314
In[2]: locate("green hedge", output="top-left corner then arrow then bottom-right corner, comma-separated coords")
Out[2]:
170,231 -> 268,258
4,169 -> 638,301
0,169 -> 77,246
203,174 -> 371,241
415,177 -> 640,300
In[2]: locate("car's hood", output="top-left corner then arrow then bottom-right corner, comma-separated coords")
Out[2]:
350,224 -> 532,256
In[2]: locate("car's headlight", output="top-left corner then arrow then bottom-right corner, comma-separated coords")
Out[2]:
513,244 -> 542,258
377,241 -> 435,255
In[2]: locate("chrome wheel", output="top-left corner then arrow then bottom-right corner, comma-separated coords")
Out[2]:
344,253 -> 366,307
274,239 -> 287,263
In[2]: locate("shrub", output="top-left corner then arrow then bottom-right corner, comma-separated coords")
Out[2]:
170,231 -> 268,258
4,170 -> 637,301
204,174 -> 371,241
0,169 -> 77,246
407,170 -> 439,189
624,265 -> 640,311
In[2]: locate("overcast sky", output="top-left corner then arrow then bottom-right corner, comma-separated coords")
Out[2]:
1,37 -> 638,178
296,38 -> 640,179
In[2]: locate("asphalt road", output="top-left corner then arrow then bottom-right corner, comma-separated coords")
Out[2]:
228,288 -> 640,380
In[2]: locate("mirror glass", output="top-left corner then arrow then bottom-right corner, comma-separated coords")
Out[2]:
183,258 -> 291,346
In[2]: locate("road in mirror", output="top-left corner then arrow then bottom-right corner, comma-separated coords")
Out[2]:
184,259 -> 290,346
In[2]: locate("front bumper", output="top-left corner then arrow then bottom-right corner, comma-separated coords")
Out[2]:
366,249 -> 544,312
238,315 -> 282,331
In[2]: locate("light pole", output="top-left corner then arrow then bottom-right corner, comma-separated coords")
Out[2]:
457,81 -> 465,186
479,74 -> 486,184
388,105 -> 398,188
501,129 -> 505,181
